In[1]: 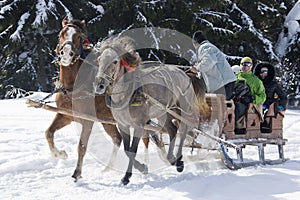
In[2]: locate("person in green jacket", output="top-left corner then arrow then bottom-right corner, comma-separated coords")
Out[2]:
233,57 -> 266,132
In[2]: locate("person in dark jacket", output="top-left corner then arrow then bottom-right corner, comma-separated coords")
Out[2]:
233,57 -> 266,134
254,62 -> 288,113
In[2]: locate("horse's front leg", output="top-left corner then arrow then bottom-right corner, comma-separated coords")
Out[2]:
72,120 -> 94,181
45,113 -> 72,159
121,126 -> 143,185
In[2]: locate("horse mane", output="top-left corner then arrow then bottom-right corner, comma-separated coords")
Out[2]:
67,19 -> 86,31
95,36 -> 141,66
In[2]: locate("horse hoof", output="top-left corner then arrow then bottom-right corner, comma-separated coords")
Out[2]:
72,174 -> 82,182
176,160 -> 184,172
72,170 -> 82,182
59,150 -> 68,159
143,165 -> 148,175
52,150 -> 68,160
167,155 -> 176,166
121,172 -> 132,185
121,177 -> 130,185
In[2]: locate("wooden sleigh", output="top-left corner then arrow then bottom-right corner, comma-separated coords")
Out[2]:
203,94 -> 287,169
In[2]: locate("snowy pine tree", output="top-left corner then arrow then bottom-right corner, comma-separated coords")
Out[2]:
0,0 -> 299,105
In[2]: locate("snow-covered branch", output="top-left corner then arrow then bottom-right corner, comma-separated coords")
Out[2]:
32,0 -> 57,27
0,24 -> 13,38
0,0 -> 17,19
232,3 -> 278,60
56,0 -> 72,19
10,12 -> 30,41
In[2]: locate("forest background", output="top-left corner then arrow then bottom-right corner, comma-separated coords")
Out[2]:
0,0 -> 299,108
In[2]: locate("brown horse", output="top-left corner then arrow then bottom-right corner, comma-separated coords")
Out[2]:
94,36 -> 208,185
46,19 -> 153,181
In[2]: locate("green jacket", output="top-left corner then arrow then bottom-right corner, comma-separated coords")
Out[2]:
236,72 -> 266,104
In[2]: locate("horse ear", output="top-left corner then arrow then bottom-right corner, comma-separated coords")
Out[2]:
62,18 -> 68,27
81,20 -> 86,28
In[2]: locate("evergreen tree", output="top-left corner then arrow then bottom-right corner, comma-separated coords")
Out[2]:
0,0 -> 298,104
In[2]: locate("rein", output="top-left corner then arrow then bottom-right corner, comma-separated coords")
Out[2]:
106,63 -> 162,96
39,23 -> 98,105
36,80 -> 96,107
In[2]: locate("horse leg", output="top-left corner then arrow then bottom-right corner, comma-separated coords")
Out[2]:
121,126 -> 144,185
45,114 -> 72,159
120,129 -> 132,185
175,123 -> 188,172
142,132 -> 149,166
165,117 -> 178,165
72,120 -> 94,181
147,130 -> 169,164
101,124 -> 122,171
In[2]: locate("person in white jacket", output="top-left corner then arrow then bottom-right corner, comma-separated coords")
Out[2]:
190,31 -> 236,100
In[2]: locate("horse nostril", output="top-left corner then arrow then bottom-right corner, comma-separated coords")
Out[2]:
94,82 -> 106,94
69,51 -> 74,57
98,84 -> 105,90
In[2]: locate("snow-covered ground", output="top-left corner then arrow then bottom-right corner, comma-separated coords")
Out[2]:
1,92 -> 300,200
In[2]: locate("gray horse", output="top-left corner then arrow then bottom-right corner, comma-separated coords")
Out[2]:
94,36 -> 207,185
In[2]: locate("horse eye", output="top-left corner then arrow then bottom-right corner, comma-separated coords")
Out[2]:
113,60 -> 118,65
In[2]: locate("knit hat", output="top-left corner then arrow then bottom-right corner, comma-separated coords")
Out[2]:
240,56 -> 253,67
231,65 -> 240,74
192,31 -> 207,44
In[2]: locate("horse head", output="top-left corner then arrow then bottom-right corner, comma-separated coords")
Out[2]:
94,36 -> 140,95
94,46 -> 121,95
56,18 -> 87,67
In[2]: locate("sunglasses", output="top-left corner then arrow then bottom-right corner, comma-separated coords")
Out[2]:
260,70 -> 268,74
241,62 -> 252,67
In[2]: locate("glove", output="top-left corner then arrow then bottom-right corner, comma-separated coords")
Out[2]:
278,105 -> 285,111
262,104 -> 269,116
196,72 -> 201,79
240,96 -> 253,104
263,104 -> 269,110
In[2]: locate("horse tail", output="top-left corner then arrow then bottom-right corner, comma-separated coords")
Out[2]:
187,73 -> 211,119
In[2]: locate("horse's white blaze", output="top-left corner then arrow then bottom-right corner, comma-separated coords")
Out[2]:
60,27 -> 77,66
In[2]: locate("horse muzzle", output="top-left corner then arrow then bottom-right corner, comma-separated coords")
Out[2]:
94,78 -> 108,95
58,44 -> 75,66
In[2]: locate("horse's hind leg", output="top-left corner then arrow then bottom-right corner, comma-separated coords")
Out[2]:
175,123 -> 188,172
142,132 -> 149,166
147,130 -> 168,164
165,116 -> 178,165
72,120 -> 94,181
45,114 -> 72,159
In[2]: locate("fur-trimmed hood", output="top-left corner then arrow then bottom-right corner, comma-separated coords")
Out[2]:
253,62 -> 275,82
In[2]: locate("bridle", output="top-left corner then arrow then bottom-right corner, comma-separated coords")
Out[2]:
97,46 -> 121,85
56,24 -> 86,65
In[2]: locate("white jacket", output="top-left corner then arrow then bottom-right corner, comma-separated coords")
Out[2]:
195,40 -> 236,93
